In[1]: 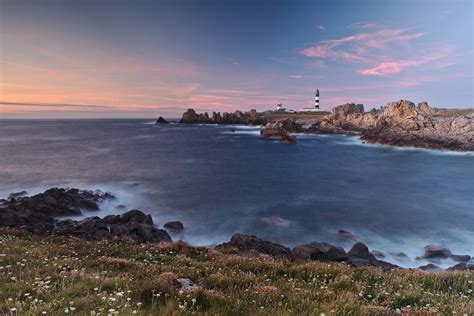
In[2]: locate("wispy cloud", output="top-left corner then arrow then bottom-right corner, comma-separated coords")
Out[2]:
288,74 -> 303,79
315,25 -> 326,31
300,25 -> 457,77
358,46 -> 454,76
301,27 -> 425,62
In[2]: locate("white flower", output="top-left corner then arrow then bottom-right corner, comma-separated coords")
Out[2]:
10,308 -> 17,312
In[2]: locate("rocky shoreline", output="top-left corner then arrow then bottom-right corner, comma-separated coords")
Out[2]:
178,100 -> 473,150
1,188 -> 472,272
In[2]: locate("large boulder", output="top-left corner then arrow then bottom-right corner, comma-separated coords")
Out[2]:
215,234 -> 292,259
292,242 -> 347,262
422,244 -> 451,259
348,242 -> 376,261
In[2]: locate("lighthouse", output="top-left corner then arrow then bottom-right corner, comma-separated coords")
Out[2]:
315,89 -> 320,109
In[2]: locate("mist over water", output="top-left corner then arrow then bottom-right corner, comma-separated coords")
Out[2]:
0,119 -> 473,268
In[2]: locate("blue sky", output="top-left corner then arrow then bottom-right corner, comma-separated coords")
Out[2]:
0,0 -> 472,118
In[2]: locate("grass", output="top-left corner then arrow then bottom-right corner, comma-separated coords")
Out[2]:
0,228 -> 472,315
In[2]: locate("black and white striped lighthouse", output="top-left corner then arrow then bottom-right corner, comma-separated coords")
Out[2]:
315,89 -> 320,109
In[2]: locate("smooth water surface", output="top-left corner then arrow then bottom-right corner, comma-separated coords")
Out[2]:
0,119 -> 473,267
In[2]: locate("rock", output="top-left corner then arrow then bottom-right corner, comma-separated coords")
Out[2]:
8,191 -> 27,200
280,134 -> 296,144
292,242 -> 347,262
312,99 -> 473,151
156,117 -> 169,124
345,242 -> 399,271
57,210 -> 171,243
418,263 -> 442,272
446,263 -> 474,271
164,221 -> 184,231
348,242 -> 376,261
173,278 -> 198,291
118,210 -> 154,225
336,229 -> 360,242
417,102 -> 436,115
215,234 -> 292,259
449,254 -> 471,263
0,188 -> 171,244
422,245 -> 451,259
180,108 -> 267,125
260,119 -> 300,143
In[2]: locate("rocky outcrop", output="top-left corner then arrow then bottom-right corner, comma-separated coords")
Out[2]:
0,189 -> 171,243
292,242 -> 347,262
156,117 -> 169,124
446,263 -> 474,271
312,100 -> 473,151
55,210 -> 171,243
417,244 -> 471,262
216,235 -> 398,270
215,234 -> 292,259
260,119 -> 300,144
180,108 -> 267,125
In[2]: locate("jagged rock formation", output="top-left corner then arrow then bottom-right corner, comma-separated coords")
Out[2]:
311,100 -> 473,151
180,108 -> 267,125
260,119 -> 300,144
0,189 -> 171,243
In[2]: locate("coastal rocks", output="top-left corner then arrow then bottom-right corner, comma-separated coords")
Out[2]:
348,242 -> 376,261
1,188 -> 114,218
215,234 -> 292,259
0,189 -> 171,244
260,119 -> 300,144
417,263 -> 442,272
8,191 -> 28,200
417,244 -> 471,263
292,242 -> 347,262
422,244 -> 451,259
446,263 -> 474,271
312,99 -> 473,151
180,108 -> 267,125
164,221 -> 184,231
156,117 -> 169,124
56,210 -> 172,243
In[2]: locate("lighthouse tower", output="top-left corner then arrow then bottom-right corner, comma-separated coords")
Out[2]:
315,89 -> 320,109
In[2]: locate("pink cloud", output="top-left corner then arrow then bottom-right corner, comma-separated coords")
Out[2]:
358,46 -> 454,76
358,61 -> 416,75
301,28 -> 425,62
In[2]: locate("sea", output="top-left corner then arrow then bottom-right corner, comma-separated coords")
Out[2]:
0,119 -> 473,268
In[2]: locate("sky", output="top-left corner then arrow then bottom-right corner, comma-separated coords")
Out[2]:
0,0 -> 473,118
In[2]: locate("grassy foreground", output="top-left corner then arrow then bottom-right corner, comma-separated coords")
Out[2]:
0,228 -> 473,315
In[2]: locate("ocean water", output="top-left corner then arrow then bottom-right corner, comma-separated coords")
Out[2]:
0,119 -> 473,268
